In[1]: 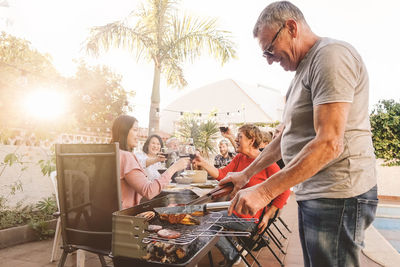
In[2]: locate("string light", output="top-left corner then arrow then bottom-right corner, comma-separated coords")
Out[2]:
160,108 -> 242,119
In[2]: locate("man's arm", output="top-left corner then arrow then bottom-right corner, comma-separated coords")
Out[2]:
228,102 -> 351,215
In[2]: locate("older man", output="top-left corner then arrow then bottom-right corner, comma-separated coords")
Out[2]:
221,1 -> 378,266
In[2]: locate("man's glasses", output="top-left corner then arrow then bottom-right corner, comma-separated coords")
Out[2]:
262,25 -> 284,58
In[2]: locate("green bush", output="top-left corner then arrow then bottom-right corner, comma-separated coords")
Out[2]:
0,196 -> 57,239
370,99 -> 400,166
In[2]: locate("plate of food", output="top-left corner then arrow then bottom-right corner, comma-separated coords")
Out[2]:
191,182 -> 216,189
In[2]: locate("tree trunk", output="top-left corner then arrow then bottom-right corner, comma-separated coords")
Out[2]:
148,64 -> 161,135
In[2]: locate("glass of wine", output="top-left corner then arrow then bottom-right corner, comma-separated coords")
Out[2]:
185,142 -> 196,170
186,145 -> 196,160
160,147 -> 169,159
159,147 -> 169,169
219,126 -> 228,133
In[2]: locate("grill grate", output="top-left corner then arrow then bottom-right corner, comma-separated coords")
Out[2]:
143,213 -> 222,245
143,213 -> 258,244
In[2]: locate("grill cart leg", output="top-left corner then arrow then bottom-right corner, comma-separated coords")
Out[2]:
57,246 -> 77,267
208,251 -> 214,267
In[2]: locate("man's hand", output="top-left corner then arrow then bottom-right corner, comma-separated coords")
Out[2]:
219,171 -> 250,198
228,183 -> 271,216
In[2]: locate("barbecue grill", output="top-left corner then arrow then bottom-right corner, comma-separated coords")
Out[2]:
111,193 -> 254,267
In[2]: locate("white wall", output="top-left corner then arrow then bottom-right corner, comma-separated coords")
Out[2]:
0,145 -> 54,207
376,159 -> 400,197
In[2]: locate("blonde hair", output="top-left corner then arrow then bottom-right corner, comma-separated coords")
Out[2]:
261,130 -> 273,144
238,124 -> 262,148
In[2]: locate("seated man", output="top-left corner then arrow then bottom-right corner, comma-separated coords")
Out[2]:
165,137 -> 180,168
214,139 -> 236,168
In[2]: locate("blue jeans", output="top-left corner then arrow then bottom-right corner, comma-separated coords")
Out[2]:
215,211 -> 257,261
297,185 -> 378,267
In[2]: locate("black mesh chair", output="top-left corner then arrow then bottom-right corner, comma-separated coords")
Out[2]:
227,208 -> 285,267
55,143 -> 121,267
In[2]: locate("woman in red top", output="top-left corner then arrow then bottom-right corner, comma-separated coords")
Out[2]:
193,124 -> 290,264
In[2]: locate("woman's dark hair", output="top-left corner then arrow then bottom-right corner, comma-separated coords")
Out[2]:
110,115 -> 138,151
142,134 -> 164,154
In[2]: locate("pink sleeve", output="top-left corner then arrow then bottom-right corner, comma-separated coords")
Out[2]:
120,151 -> 171,200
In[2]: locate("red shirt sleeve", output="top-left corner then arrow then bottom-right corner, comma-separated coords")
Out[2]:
264,163 -> 291,209
271,189 -> 291,209
265,162 -> 281,177
217,154 -> 241,181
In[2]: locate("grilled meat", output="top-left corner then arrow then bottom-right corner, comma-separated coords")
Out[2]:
159,213 -> 200,225
135,211 -> 155,221
147,224 -> 162,232
157,229 -> 181,239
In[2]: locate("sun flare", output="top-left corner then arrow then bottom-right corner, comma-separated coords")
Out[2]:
24,89 -> 68,120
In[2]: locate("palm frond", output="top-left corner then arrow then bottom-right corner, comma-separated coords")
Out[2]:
162,55 -> 187,88
163,14 -> 236,66
84,20 -> 155,62
198,120 -> 219,156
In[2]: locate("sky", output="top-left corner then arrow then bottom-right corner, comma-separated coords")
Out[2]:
2,0 -> 400,127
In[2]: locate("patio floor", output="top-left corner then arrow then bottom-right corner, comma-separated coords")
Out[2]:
0,193 -> 387,267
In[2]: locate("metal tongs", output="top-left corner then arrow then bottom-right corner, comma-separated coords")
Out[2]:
187,182 -> 234,205
154,182 -> 234,215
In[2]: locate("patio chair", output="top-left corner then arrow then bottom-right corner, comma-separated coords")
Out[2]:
50,171 -> 61,262
55,143 -> 121,267
261,211 -> 292,257
50,171 -> 86,267
227,207 -> 285,267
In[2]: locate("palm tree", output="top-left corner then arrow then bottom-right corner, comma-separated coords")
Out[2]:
176,113 -> 219,158
85,0 -> 236,134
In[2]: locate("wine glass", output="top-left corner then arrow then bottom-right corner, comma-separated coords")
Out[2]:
159,147 -> 168,169
160,147 -> 169,159
219,124 -> 229,134
185,144 -> 196,170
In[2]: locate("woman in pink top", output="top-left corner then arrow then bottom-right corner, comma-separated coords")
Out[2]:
111,115 -> 189,209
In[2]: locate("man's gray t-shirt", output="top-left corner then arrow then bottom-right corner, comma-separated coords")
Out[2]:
281,37 -> 377,201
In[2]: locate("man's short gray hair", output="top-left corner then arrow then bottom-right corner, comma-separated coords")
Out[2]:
253,1 -> 307,38
219,139 -> 229,146
166,137 -> 178,146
